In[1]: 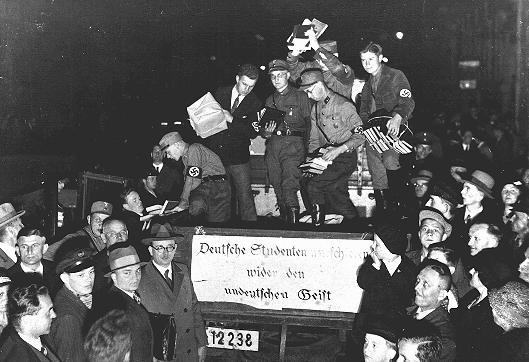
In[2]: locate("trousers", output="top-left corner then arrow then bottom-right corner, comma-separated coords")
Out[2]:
189,179 -> 231,223
365,141 -> 400,190
225,163 -> 257,221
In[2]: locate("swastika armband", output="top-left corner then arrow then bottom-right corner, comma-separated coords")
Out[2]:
399,88 -> 412,98
186,166 -> 202,178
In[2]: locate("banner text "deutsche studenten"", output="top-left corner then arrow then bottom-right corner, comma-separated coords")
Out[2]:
198,242 -> 307,257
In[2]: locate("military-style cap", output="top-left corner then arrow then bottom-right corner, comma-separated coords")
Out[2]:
414,131 -> 435,146
268,59 -> 289,73
159,132 -> 183,151
411,169 -> 433,183
298,69 -> 324,90
56,247 -> 95,275
90,201 -> 113,216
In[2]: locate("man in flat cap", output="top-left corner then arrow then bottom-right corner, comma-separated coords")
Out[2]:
92,244 -> 152,362
49,246 -> 96,362
262,59 -> 311,223
206,63 -> 262,222
300,68 -> 365,225
359,42 -> 415,214
287,30 -> 356,99
405,131 -> 448,182
159,131 -> 231,224
138,236 -> 207,362
0,202 -> 25,269
363,315 -> 399,362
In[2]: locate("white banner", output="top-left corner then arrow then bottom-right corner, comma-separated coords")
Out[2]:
191,234 -> 372,313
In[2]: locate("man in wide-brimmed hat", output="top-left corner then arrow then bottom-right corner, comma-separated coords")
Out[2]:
92,244 -> 152,362
0,202 -> 25,269
450,169 -> 501,259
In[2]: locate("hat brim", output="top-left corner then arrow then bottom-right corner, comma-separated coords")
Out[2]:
141,235 -> 184,246
0,210 -> 25,229
60,257 -> 96,275
460,177 -> 494,199
299,80 -> 318,90
411,176 -> 432,183
268,67 -> 288,74
104,261 -> 148,277
419,209 -> 452,237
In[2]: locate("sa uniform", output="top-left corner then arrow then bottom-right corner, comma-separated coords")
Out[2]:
359,64 -> 415,199
306,91 -> 365,219
182,143 -> 231,223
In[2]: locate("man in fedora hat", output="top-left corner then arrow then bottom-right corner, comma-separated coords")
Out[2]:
450,170 -> 501,258
137,236 -> 207,362
92,244 -> 152,362
48,246 -> 96,362
262,59 -> 311,223
300,68 -> 365,225
0,202 -> 25,269
159,131 -> 231,224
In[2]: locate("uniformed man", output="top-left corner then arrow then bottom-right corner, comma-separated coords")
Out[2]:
359,42 -> 415,213
263,59 -> 312,223
159,131 -> 231,224
300,69 -> 365,225
404,131 -> 448,181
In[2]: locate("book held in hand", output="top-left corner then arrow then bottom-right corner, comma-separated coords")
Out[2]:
159,200 -> 182,215
299,157 -> 332,175
258,107 -> 286,128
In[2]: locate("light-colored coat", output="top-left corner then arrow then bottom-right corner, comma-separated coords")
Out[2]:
137,261 -> 207,362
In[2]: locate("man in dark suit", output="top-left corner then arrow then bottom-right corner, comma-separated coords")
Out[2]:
0,276 -> 61,361
117,188 -> 151,261
49,246 -> 96,362
92,245 -> 152,362
9,227 -> 60,297
206,63 -> 262,222
138,236 -> 207,362
0,202 -> 25,270
151,144 -> 184,201
406,261 -> 456,362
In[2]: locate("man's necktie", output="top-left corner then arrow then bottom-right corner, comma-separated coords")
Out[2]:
133,292 -> 141,305
164,269 -> 173,289
465,214 -> 471,224
79,293 -> 93,309
231,96 -> 240,113
41,346 -> 48,356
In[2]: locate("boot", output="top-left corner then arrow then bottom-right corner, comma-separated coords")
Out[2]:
286,207 -> 300,224
311,204 -> 325,226
278,204 -> 287,222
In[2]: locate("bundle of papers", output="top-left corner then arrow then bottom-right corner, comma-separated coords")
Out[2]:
299,157 -> 332,175
287,18 -> 328,53
187,92 -> 232,138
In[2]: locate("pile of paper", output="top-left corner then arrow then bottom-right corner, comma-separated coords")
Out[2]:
299,157 -> 332,175
287,18 -> 328,54
187,92 -> 232,138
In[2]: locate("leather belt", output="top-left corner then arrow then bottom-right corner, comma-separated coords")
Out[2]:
274,130 -> 304,137
202,175 -> 227,183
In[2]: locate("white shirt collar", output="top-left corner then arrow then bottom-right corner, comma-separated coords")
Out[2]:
383,255 -> 402,276
17,331 -> 43,352
0,243 -> 17,263
152,261 -> 172,279
464,205 -> 483,220
231,86 -> 246,108
415,307 -> 436,320
21,262 -> 43,275
153,162 -> 163,172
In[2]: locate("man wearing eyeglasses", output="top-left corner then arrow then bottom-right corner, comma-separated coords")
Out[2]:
263,59 -> 311,223
137,236 -> 207,362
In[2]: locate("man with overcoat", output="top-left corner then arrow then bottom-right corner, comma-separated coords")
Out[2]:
137,236 -> 207,362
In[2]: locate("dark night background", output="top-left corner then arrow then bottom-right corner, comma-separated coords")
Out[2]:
0,0 -> 522,180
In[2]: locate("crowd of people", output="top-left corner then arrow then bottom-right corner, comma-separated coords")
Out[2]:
0,26 -> 528,362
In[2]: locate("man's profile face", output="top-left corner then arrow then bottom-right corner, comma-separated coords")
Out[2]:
151,145 -> 163,164
419,219 -> 445,249
304,82 -> 326,102
125,191 -> 144,213
17,235 -> 47,266
270,70 -> 289,91
166,143 -> 184,161
361,51 -> 382,75
461,182 -> 483,206
512,211 -> 529,233
414,267 -> 444,309
145,176 -> 157,191
112,264 -> 142,293
102,221 -> 128,247
24,294 -> 56,337
88,212 -> 110,237
364,333 -> 395,362
396,340 -> 420,362
235,75 -> 257,97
